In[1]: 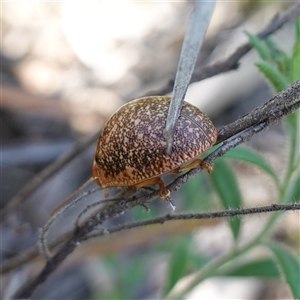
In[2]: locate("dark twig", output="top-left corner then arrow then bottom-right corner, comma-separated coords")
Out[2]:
87,203 -> 300,239
217,80 -> 300,142
13,80 -> 300,299
146,3 -> 300,96
14,201 -> 129,299
39,187 -> 103,260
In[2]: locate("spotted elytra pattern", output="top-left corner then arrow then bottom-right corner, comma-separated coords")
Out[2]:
93,96 -> 217,197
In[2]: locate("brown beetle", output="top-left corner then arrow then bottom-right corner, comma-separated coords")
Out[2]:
93,96 -> 217,198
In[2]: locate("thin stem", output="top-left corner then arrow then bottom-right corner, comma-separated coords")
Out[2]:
86,204 -> 300,239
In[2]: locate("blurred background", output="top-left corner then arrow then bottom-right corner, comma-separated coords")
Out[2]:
1,1 -> 298,299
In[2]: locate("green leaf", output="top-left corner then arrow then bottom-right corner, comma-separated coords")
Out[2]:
164,237 -> 190,295
247,32 -> 269,61
202,143 -> 221,157
285,109 -> 300,136
181,174 -> 213,211
255,61 -> 289,92
210,159 -> 242,240
188,251 -> 209,270
266,243 -> 300,299
296,18 -> 300,40
223,147 -> 279,186
96,291 -> 125,300
264,38 -> 289,61
285,173 -> 300,203
291,40 -> 300,82
223,258 -> 280,278
264,37 -> 278,53
285,109 -> 300,177
264,38 -> 290,76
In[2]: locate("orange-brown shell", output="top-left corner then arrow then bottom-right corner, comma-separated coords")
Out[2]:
93,96 -> 217,188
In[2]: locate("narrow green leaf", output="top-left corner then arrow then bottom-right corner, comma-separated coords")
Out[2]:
264,37 -> 279,52
296,18 -> 300,40
255,61 -> 289,92
223,258 -> 280,278
264,38 -> 290,76
210,159 -> 242,240
285,109 -> 300,136
98,291 -> 125,300
188,251 -> 209,270
291,40 -> 300,82
182,176 -> 203,209
264,38 -> 288,62
264,37 -> 278,52
247,32 -> 269,61
201,143 -> 220,157
264,37 -> 289,68
285,109 -> 300,175
266,243 -> 300,299
276,52 -> 291,80
223,147 -> 279,186
164,237 -> 190,295
182,174 -> 212,211
287,173 -> 300,203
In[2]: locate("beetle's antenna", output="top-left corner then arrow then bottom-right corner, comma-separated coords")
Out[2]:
40,186 -> 102,260
50,177 -> 94,216
74,197 -> 124,228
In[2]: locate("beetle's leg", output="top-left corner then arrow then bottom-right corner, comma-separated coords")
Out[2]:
131,177 -> 170,199
156,177 -> 170,199
171,159 -> 214,174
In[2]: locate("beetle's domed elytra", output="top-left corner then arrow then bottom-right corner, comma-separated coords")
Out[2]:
92,96 -> 217,198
